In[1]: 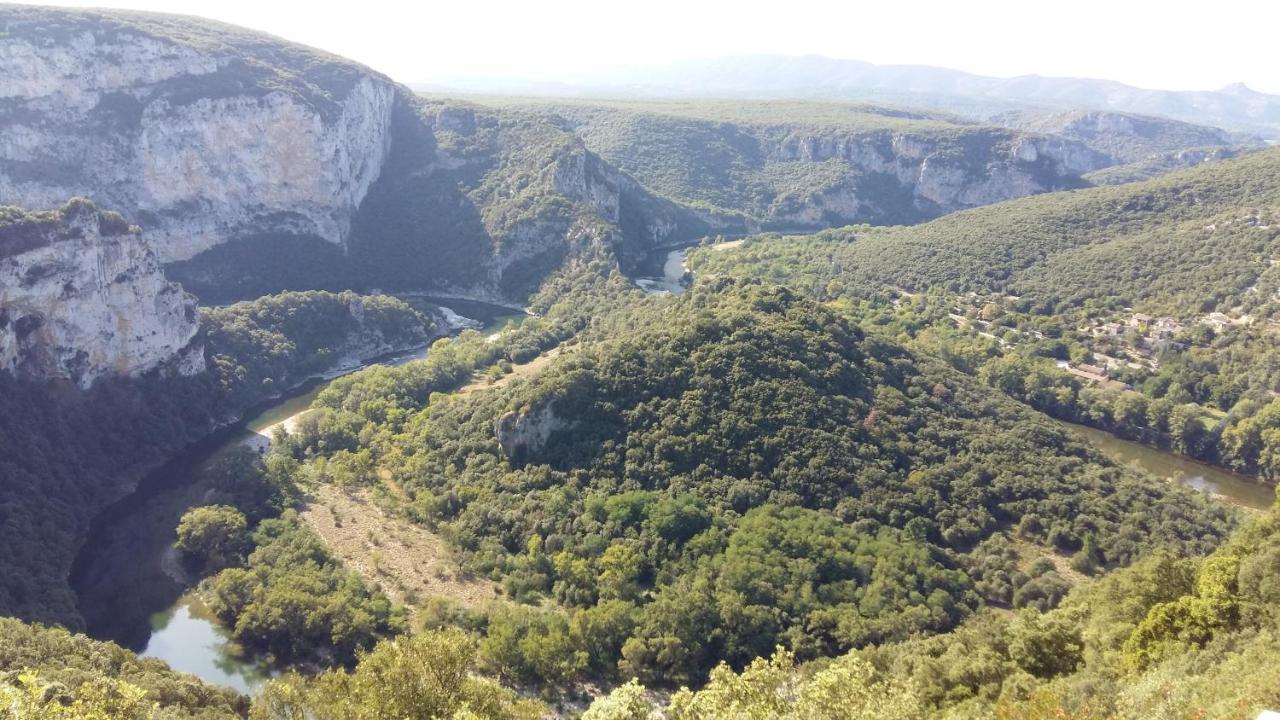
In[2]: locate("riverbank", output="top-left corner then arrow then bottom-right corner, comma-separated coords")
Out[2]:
67,298 -> 524,691
1056,419 -> 1275,511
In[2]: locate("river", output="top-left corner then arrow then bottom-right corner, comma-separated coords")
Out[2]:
1056,419 -> 1275,511
633,245 -> 693,295
631,238 -> 753,296
69,299 -> 521,695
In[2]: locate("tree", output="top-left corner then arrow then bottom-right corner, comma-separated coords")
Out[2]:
1169,404 -> 1207,457
1070,534 -> 1103,575
665,648 -> 924,720
1007,610 -> 1083,678
581,680 -> 652,720
174,505 -> 249,571
571,600 -> 639,676
250,630 -> 542,720
0,671 -> 155,720
598,543 -> 645,602
479,606 -> 586,686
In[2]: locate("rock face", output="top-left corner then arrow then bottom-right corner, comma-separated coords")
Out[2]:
348,99 -> 732,301
535,102 -> 1114,229
763,129 -> 1109,224
0,7 -> 396,262
0,199 -> 203,387
495,401 -> 573,461
994,110 -> 1261,163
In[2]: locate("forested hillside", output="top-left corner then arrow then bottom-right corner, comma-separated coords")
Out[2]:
686,149 -> 1280,487
0,291 -> 431,627
4,6 -> 1278,719
994,110 -> 1260,163
721,147 -> 1280,317
0,618 -> 248,719
577,497 -> 1280,719
8,495 -> 1275,719
343,97 -> 728,298
274,276 -> 1232,690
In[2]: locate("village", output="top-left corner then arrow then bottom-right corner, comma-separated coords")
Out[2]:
913,285 -> 1268,392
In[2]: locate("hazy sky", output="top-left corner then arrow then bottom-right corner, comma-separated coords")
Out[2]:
38,0 -> 1280,93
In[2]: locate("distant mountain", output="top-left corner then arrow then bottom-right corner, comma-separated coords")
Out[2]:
425,55 -> 1280,140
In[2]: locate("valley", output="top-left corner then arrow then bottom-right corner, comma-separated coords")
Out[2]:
66,299 -> 519,685
1,5 -> 1279,720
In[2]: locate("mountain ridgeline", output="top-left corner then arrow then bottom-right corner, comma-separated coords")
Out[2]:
2,6 -> 1258,309
506,54 -> 1280,140
472,98 -> 1109,228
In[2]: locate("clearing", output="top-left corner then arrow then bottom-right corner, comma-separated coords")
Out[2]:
300,484 -> 497,616
453,344 -> 569,396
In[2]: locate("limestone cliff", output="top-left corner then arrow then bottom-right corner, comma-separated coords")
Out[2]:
760,128 -> 1108,225
495,400 -> 574,461
493,101 -> 1124,229
0,7 -> 395,262
994,110 -> 1264,166
0,199 -> 203,387
348,99 -> 732,301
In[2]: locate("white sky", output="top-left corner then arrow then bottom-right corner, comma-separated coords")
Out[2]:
35,0 -> 1280,94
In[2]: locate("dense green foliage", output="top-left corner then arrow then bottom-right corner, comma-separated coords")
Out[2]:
10,10 -> 1280,715
164,444 -> 403,668
573,497 -> 1280,719
693,148 -> 1280,318
175,505 -> 250,572
0,370 -> 223,626
203,511 -> 405,666
0,289 -> 429,627
0,617 -> 246,718
203,290 -> 433,407
656,648 -> 924,720
250,630 -> 543,720
285,276 -> 1231,688
686,151 -> 1280,479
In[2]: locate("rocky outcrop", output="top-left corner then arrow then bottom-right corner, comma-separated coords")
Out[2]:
552,147 -> 739,265
994,110 -> 1262,164
351,99 -> 739,301
535,102 -> 1117,230
326,293 -> 435,365
0,199 -> 203,387
495,401 -> 574,461
764,129 -> 1110,224
0,7 -> 396,262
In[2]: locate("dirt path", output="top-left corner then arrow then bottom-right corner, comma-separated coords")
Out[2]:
300,485 -> 496,615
